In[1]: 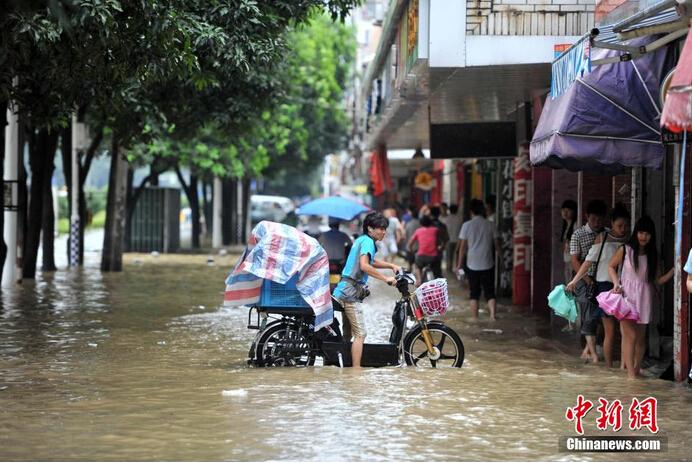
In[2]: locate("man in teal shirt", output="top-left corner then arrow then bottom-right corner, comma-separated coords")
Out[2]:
334,211 -> 401,367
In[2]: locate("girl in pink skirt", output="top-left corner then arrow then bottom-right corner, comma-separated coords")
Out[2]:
607,216 -> 673,379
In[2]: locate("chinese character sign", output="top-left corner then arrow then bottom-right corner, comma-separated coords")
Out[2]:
566,396 -> 658,435
498,159 -> 514,296
565,395 -> 594,435
513,143 -> 532,306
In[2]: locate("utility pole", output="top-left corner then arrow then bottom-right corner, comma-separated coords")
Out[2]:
212,176 -> 222,248
2,96 -> 19,287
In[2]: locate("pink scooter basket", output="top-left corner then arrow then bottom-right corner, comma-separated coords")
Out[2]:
414,279 -> 449,316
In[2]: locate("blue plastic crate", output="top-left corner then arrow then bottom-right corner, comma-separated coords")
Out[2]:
259,274 -> 311,309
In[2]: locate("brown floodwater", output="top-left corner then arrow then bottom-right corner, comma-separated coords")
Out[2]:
0,252 -> 689,461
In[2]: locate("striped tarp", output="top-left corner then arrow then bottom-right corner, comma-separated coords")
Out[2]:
595,5 -> 681,44
223,221 -> 333,330
555,0 -> 683,59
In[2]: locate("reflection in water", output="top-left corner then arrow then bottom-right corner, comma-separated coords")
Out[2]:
0,254 -> 689,461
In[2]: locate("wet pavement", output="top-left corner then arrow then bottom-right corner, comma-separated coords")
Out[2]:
0,250 -> 690,461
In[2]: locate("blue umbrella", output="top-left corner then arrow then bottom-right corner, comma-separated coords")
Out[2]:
296,196 -> 370,220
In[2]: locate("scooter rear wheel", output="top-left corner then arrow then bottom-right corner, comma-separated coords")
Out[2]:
403,322 -> 464,368
254,321 -> 315,367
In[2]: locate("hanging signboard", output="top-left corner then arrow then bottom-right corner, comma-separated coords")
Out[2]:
498,160 -> 513,297
662,128 -> 686,144
659,67 -> 684,144
397,0 -> 419,82
551,36 -> 591,99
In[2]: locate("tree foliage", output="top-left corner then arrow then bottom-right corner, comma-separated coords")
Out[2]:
260,14 -> 356,184
1,0 -> 359,269
1,0 -> 359,140
129,12 -> 356,193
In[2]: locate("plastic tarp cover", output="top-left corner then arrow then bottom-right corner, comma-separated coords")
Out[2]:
531,36 -> 675,172
224,221 -> 333,330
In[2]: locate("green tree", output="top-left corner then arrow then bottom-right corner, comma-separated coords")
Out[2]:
259,14 -> 356,195
126,13 -> 355,247
1,0 -> 360,273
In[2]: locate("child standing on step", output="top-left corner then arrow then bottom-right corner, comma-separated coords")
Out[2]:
607,216 -> 673,379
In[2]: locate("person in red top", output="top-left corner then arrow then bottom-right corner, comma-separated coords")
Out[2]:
408,215 -> 440,285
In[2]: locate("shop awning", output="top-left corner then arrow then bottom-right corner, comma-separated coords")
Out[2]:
661,24 -> 692,132
531,36 -> 675,171
589,0 -> 689,66
550,0 -> 687,98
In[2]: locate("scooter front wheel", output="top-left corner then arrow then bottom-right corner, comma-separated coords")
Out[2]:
403,322 -> 464,368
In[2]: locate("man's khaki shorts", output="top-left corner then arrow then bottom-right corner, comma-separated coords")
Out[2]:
338,298 -> 367,339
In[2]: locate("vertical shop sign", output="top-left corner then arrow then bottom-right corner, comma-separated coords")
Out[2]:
513,143 -> 532,306
498,159 -> 514,296
406,0 -> 419,66
396,0 -> 419,88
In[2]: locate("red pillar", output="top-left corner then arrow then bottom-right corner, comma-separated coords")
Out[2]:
513,143 -> 531,307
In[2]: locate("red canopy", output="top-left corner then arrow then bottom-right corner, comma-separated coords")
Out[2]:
661,27 -> 692,133
369,146 -> 393,196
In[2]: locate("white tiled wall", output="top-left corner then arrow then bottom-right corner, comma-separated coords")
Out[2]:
465,0 -> 595,35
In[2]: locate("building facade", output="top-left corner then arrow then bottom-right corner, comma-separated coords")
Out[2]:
353,0 -> 691,382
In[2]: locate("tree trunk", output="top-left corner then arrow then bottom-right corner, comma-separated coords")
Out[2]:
221,177 -> 236,245
101,138 -> 129,272
17,117 -> 28,281
124,166 -> 134,251
175,167 -> 201,249
150,164 -> 159,186
202,180 -> 211,237
41,146 -> 57,271
24,128 -> 57,278
23,128 -> 42,279
242,178 -> 250,243
0,100 -> 7,283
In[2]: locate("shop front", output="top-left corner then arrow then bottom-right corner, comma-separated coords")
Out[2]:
530,0 -> 690,381
660,22 -> 692,382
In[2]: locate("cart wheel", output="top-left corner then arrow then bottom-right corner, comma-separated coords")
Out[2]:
254,321 -> 315,367
403,322 -> 464,368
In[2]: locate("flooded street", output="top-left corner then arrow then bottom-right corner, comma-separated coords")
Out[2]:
0,251 -> 690,461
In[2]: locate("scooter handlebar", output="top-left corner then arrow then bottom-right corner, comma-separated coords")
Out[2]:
395,271 -> 416,288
